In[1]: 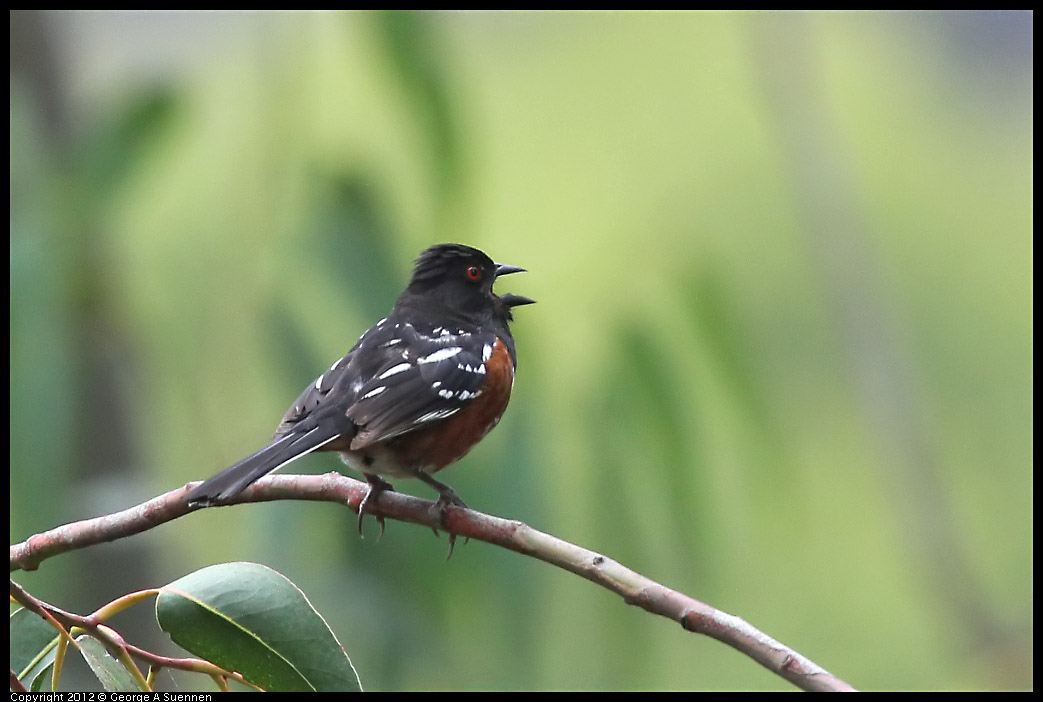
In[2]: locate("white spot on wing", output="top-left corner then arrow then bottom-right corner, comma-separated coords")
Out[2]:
314,374 -> 324,390
382,338 -> 402,347
417,408 -> 460,424
418,347 -> 463,364
482,343 -> 493,361
435,386 -> 482,401
378,362 -> 412,379
362,385 -> 387,399
420,326 -> 469,345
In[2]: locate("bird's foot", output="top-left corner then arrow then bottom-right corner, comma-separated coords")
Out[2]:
358,475 -> 395,540
420,477 -> 469,560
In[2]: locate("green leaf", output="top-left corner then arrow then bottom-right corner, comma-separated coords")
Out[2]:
28,662 -> 55,692
76,635 -> 144,692
155,562 -> 361,692
9,607 -> 60,684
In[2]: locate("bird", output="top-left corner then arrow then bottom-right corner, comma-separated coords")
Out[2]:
185,243 -> 533,552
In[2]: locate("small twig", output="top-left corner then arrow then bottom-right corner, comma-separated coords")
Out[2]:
9,580 -> 258,689
10,473 -> 856,692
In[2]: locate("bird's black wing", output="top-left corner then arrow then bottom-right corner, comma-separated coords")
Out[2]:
345,323 -> 497,449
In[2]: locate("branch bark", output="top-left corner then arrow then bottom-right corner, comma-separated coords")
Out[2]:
9,473 -> 857,692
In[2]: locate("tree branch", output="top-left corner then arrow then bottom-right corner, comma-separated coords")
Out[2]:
9,473 -> 856,692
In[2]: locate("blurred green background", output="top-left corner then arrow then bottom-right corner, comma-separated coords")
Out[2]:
10,10 -> 1032,691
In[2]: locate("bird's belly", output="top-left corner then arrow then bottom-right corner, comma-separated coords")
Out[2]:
338,445 -> 423,479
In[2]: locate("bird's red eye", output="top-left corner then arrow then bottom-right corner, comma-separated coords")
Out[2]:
466,266 -> 482,281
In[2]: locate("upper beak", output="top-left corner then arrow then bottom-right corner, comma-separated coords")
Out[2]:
495,262 -> 527,277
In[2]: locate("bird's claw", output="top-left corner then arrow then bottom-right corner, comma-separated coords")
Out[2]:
430,490 -> 469,560
358,476 -> 394,540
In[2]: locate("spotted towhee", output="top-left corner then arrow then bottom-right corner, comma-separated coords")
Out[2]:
186,243 -> 533,545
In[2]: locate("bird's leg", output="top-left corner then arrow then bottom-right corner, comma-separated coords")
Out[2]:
358,474 -> 395,540
416,472 -> 469,559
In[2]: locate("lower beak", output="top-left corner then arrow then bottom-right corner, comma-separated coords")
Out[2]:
500,293 -> 536,308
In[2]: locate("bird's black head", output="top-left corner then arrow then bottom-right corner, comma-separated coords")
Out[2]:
404,243 -> 534,325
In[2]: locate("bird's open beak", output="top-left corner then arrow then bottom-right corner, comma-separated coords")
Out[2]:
494,263 -> 535,307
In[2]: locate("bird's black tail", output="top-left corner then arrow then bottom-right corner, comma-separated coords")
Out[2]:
186,426 -> 343,507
